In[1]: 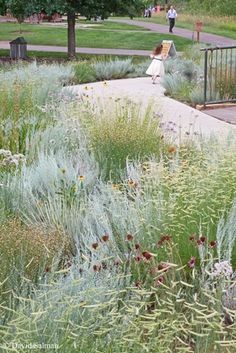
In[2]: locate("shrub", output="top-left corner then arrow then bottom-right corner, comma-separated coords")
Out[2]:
93,58 -> 135,80
73,61 -> 96,84
162,72 -> 194,101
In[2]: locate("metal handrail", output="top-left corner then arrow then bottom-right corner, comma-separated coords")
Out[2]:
201,46 -> 236,106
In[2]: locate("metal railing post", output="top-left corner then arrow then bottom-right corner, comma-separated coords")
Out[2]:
203,49 -> 208,107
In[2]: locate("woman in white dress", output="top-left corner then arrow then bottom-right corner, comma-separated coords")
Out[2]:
146,44 -> 165,84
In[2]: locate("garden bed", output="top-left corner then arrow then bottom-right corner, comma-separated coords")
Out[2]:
0,59 -> 236,353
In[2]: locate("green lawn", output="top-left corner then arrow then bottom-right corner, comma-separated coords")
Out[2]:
77,19 -> 148,31
0,22 -> 192,51
0,49 -> 148,63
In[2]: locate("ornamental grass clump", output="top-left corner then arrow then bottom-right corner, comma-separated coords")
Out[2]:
80,100 -> 164,180
1,250 -> 236,353
0,62 -> 74,153
0,218 -> 70,318
73,61 -> 96,84
162,72 -> 194,101
93,58 -> 135,80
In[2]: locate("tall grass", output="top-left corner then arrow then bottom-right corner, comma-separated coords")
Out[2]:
0,218 -> 70,323
79,100 -> 164,180
1,256 -> 236,353
0,62 -> 74,153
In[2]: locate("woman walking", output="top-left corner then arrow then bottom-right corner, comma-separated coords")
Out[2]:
146,43 -> 165,84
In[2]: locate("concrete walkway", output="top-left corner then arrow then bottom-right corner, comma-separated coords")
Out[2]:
204,106 -> 236,124
68,77 -> 236,138
109,19 -> 236,47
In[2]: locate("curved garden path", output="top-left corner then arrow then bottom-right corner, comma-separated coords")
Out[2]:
68,77 -> 236,137
109,19 -> 236,47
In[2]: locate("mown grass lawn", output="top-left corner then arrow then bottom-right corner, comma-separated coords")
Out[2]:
77,19 -> 148,31
0,49 -> 148,64
0,22 -> 192,51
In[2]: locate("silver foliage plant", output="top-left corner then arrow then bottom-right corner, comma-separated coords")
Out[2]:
93,58 -> 135,80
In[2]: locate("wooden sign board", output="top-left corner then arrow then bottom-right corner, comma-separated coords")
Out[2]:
162,40 -> 177,59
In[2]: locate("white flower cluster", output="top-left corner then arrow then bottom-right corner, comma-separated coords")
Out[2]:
212,260 -> 233,278
0,149 -> 25,167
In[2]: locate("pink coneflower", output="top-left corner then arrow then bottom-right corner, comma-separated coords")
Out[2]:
134,243 -> 141,250
142,251 -> 152,261
197,236 -> 206,246
92,242 -> 99,250
101,262 -> 107,270
45,266 -> 51,273
102,234 -> 109,242
114,259 -> 121,266
209,240 -> 217,248
93,264 -> 101,272
134,255 -> 142,262
126,233 -> 134,241
135,281 -> 142,289
157,234 -> 172,247
155,276 -> 164,286
187,256 -> 196,269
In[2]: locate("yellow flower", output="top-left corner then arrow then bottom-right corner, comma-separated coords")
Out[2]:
84,86 -> 89,90
112,183 -> 119,190
128,179 -> 137,188
168,146 -> 177,153
78,175 -> 85,181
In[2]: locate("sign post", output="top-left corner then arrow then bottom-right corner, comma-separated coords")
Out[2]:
195,21 -> 203,42
162,40 -> 177,59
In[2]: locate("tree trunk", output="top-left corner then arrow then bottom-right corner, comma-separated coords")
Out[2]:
67,10 -> 76,60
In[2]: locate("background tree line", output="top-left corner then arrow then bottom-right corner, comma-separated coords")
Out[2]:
173,0 -> 236,16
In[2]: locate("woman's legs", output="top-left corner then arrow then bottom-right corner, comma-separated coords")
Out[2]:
152,75 -> 159,84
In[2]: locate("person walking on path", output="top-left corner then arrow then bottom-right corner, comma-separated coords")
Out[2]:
146,43 -> 165,84
167,5 -> 177,33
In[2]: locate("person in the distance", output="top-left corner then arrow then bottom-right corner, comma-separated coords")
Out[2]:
167,5 -> 177,33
